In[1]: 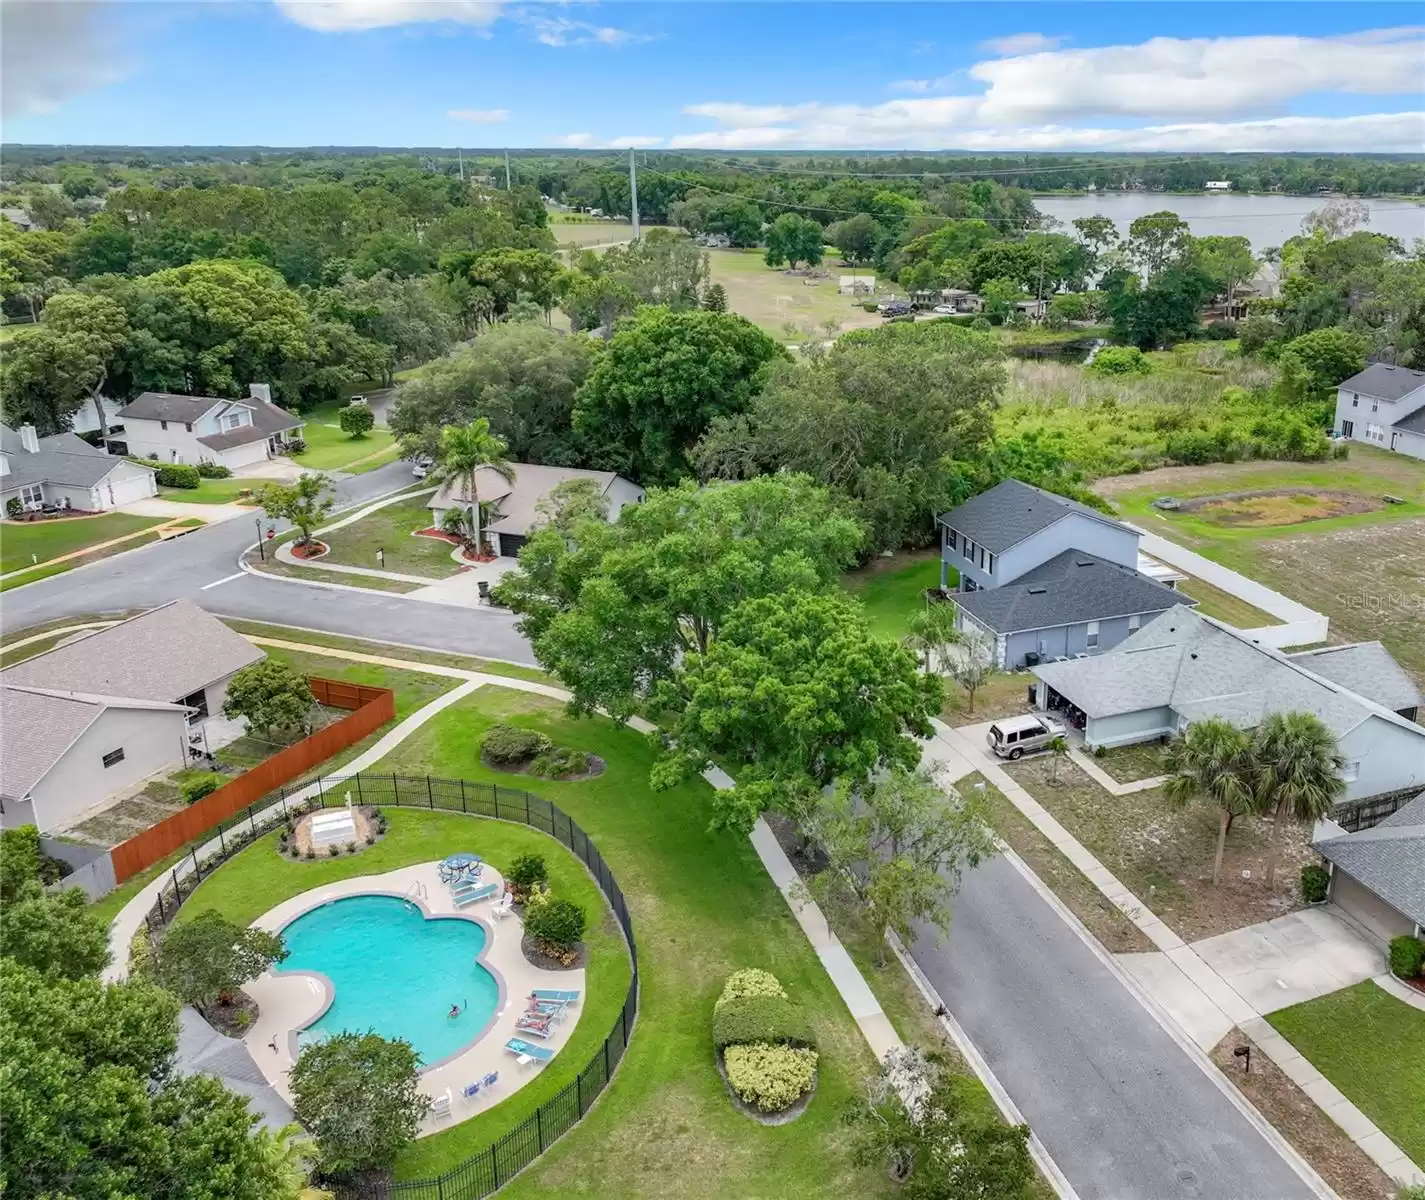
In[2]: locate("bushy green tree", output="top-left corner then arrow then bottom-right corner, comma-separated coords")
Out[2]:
256,471 -> 334,548
1276,326 -> 1369,399
153,910 -> 288,1015
572,307 -> 785,485
289,1030 -> 424,1178
652,589 -> 942,831
494,474 -> 864,719
0,886 -> 110,980
337,401 -> 375,436
826,213 -> 884,266
763,213 -> 825,270
0,825 -> 42,902
222,657 -> 315,736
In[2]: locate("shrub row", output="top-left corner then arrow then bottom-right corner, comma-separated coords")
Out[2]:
197,462 -> 232,479
481,724 -> 552,765
718,968 -> 786,1005
1389,935 -> 1425,980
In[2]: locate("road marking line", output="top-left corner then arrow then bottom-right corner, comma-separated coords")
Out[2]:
200,572 -> 245,590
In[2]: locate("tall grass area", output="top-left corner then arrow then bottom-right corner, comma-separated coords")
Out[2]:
996,346 -> 1332,480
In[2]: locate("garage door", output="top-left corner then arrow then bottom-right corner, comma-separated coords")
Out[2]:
105,472 -> 156,507
498,533 -> 527,557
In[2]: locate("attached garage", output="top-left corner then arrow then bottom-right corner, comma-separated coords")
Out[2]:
98,462 -> 159,508
1314,791 -> 1425,943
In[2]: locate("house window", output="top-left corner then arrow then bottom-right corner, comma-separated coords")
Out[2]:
185,422 -> 192,432
1340,760 -> 1360,782
160,420 -> 168,430
179,688 -> 209,721
963,537 -> 975,562
979,545 -> 987,570
946,528 -> 957,552
987,552 -> 996,575
1342,420 -> 1354,438
223,412 -> 247,431
1351,398 -> 1358,407
1371,403 -> 1378,413
1086,620 -> 1100,649
1128,614 -> 1141,631
101,748 -> 125,768
19,483 -> 43,507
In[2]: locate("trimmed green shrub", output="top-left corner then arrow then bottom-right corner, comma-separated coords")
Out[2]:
285,437 -> 307,455
1205,319 -> 1238,340
6,497 -> 22,519
507,853 -> 548,898
717,968 -> 787,1007
481,723 -> 552,765
339,404 -> 375,437
180,773 -> 226,805
970,316 -> 992,332
1088,346 -> 1152,377
712,995 -> 816,1051
155,463 -> 201,489
525,897 -> 586,958
1299,864 -> 1330,904
723,1043 -> 818,1112
1389,935 -> 1425,980
196,462 -> 232,478
529,746 -> 592,779
860,302 -> 877,313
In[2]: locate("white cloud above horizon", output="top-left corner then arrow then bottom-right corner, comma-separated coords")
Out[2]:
3,1 -> 132,117
273,0 -> 506,33
978,32 -> 1062,56
553,132 -> 663,148
448,108 -> 509,123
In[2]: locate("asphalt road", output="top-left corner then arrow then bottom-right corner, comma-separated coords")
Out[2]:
909,854 -> 1318,1200
1,464 -> 1317,1197
0,462 -> 538,665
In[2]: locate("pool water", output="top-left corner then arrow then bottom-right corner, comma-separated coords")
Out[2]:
277,895 -> 499,1066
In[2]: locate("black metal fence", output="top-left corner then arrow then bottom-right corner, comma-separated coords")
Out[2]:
141,771 -> 639,1200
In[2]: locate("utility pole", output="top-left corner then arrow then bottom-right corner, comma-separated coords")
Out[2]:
504,149 -> 512,191
628,147 -> 640,239
458,148 -> 465,184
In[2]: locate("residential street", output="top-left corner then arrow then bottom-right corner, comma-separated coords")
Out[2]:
1,460 -> 1321,1199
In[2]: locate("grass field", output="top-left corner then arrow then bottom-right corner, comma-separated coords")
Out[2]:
1175,573 -> 1278,629
157,477 -> 264,505
175,808 -> 632,1178
1095,449 -> 1425,686
294,401 -> 400,472
549,217 -> 637,247
706,248 -> 888,343
378,684 -> 895,1198
1,512 -> 168,574
840,550 -> 950,639
1267,981 -> 1425,1169
317,494 -> 458,579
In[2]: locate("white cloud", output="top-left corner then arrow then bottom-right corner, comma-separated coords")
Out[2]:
610,136 -> 663,148
551,133 -> 663,149
274,0 -> 505,33
669,111 -> 1425,154
2,1 -> 131,117
554,132 -> 596,148
514,12 -> 651,48
970,28 -> 1425,123
448,107 -> 509,123
978,33 -> 1062,57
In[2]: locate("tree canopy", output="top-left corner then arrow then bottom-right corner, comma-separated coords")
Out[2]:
222,657 -> 316,736
153,910 -> 288,1014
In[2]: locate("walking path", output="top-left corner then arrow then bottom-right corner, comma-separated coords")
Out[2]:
123,498 -> 255,522
1065,745 -> 1167,795
1128,525 -> 1328,648
273,541 -> 438,584
929,718 -> 1424,1188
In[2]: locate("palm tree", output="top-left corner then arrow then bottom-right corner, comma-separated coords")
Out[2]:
903,602 -> 960,675
1163,717 -> 1255,886
433,418 -> 512,553
1046,735 -> 1069,783
1250,711 -> 1346,888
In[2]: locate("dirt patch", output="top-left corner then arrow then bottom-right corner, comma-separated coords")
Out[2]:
202,992 -> 260,1040
1005,756 -> 1312,942
289,540 -> 329,559
1210,1032 -> 1396,1200
283,805 -> 382,859
1181,489 -> 1383,527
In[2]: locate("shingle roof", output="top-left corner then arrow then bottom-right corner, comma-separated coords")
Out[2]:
0,600 -> 263,703
1338,363 -> 1425,403
1032,609 -> 1425,744
0,425 -> 143,491
1391,401 -> 1425,434
937,479 -> 1130,554
118,392 -> 227,423
176,1008 -> 296,1132
1315,791 -> 1425,926
430,462 -> 632,538
0,685 -> 185,799
953,550 -> 1191,634
197,425 -> 273,451
1288,643 -> 1421,715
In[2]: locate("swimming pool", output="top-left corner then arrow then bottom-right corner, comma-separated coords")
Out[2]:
276,894 -> 501,1067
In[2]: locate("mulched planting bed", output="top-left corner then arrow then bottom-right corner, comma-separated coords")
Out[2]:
289,540 -> 330,559
519,933 -> 587,971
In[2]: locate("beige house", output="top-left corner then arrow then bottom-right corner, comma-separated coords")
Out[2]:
428,462 -> 644,558
0,601 -> 264,831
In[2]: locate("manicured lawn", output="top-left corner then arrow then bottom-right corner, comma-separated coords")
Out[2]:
1,512 -> 168,573
1268,981 -> 1425,1169
158,477 -> 263,505
176,809 -> 632,1169
840,550 -> 951,639
244,543 -> 426,594
1004,755 -> 1314,941
1091,741 -> 1168,785
380,685 -> 890,1198
318,494 -> 458,579
294,402 -> 399,472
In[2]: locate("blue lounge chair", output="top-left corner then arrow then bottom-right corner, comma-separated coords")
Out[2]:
505,1038 -> 554,1064
514,1013 -> 554,1038
531,988 -> 580,1005
451,881 -> 498,908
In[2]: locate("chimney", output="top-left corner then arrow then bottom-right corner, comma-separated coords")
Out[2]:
18,424 -> 39,453
248,383 -> 272,404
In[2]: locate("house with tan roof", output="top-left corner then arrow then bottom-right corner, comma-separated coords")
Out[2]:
428,462 -> 644,558
0,601 -> 264,832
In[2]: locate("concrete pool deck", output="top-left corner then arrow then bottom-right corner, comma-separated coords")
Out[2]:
243,860 -> 586,1136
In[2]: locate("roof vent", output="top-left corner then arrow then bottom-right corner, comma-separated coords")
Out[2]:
1075,559 -> 1095,567
1027,587 -> 1048,595
1190,653 -> 1198,660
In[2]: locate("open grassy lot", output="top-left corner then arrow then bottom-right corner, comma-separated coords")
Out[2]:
243,540 -> 426,593
1267,981 -> 1425,1170
379,684 -> 893,1198
317,493 -> 459,579
1,512 -> 168,573
1004,755 -> 1313,941
840,550 -> 950,639
706,248 -> 887,343
550,217 -> 637,247
940,671 -> 1037,727
294,400 -> 400,472
175,808 -> 632,1178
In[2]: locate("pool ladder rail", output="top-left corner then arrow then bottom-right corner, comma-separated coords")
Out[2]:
403,881 -> 430,907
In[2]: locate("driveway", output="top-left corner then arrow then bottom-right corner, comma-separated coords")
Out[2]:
1190,906 -> 1383,1015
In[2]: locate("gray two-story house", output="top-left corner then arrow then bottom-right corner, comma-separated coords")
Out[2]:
937,479 -> 1191,669
1333,363 -> 1425,461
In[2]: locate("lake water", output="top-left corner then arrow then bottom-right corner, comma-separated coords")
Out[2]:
1035,193 -> 1425,251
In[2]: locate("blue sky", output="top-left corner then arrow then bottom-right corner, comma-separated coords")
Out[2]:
4,2 -> 1422,151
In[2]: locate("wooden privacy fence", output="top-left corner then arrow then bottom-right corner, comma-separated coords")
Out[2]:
109,678 -> 394,884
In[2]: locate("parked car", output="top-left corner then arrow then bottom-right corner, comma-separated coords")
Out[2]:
932,304 -> 957,315
879,300 -> 912,317
411,455 -> 434,479
986,714 -> 1066,760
